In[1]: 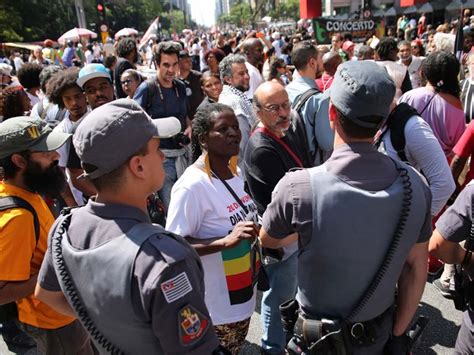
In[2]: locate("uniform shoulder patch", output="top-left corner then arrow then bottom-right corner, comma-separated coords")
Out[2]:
161,272 -> 193,303
178,304 -> 209,346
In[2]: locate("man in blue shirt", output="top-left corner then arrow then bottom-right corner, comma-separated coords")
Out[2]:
134,41 -> 191,209
286,41 -> 333,166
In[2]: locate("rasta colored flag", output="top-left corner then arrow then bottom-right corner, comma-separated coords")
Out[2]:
221,239 -> 260,305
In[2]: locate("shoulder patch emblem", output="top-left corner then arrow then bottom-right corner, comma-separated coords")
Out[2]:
161,272 -> 193,303
178,305 -> 209,346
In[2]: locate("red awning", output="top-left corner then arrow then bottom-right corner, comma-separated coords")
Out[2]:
400,0 -> 427,7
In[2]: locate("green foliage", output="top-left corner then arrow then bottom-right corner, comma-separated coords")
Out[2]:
219,2 -> 252,26
270,0 -> 300,22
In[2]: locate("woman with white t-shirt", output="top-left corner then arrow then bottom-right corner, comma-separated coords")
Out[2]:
166,103 -> 259,354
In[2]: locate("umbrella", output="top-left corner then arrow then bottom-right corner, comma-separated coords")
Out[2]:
465,0 -> 474,9
446,0 -> 463,11
373,9 -> 385,17
403,5 -> 418,15
385,7 -> 397,17
417,2 -> 433,13
58,28 -> 97,44
114,28 -> 139,40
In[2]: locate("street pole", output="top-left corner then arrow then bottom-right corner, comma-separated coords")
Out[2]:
74,0 -> 87,28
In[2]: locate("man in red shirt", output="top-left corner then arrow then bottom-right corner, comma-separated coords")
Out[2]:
315,52 -> 342,92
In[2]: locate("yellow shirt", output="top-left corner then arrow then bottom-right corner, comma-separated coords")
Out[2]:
0,182 -> 74,329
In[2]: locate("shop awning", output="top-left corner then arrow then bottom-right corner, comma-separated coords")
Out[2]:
417,2 -> 433,13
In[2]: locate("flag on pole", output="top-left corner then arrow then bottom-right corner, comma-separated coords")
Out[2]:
139,17 -> 159,50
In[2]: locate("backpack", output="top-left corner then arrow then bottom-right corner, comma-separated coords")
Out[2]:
375,102 -> 419,162
37,100 -> 67,127
291,87 -> 321,167
0,196 -> 39,322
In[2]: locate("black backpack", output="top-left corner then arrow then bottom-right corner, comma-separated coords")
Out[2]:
291,87 -> 321,167
375,102 -> 419,162
0,196 -> 39,322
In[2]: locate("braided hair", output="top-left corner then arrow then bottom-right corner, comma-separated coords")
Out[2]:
422,51 -> 460,98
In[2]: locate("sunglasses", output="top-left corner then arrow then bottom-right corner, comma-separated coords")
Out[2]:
121,79 -> 134,85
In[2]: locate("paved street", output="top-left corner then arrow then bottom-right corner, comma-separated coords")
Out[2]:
0,279 -> 463,355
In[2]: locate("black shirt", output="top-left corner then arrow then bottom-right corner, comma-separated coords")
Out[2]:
181,70 -> 204,120
243,128 -> 308,215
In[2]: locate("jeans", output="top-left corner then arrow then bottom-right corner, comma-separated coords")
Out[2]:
159,157 -> 177,209
261,252 -> 298,354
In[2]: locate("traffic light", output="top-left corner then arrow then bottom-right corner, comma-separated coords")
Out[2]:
96,0 -> 107,24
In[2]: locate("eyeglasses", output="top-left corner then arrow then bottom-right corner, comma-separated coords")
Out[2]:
259,101 -> 291,114
121,79 -> 134,85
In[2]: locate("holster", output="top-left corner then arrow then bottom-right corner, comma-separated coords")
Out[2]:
283,299 -> 391,355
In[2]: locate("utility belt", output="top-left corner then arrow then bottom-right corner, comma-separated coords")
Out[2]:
280,299 -> 393,355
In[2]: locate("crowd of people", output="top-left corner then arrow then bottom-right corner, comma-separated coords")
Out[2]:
2,10 -> 474,355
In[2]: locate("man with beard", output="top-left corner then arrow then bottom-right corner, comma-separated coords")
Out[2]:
218,54 -> 256,172
0,116 -> 93,354
244,82 -> 310,355
286,41 -> 333,166
114,38 -> 138,99
66,63 -> 115,200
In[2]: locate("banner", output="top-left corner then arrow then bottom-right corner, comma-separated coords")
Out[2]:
312,17 -> 385,44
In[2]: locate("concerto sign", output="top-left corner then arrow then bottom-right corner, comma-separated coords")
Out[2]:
312,18 -> 385,44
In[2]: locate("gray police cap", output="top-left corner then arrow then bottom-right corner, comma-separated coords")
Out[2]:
330,60 -> 396,128
73,98 -> 181,179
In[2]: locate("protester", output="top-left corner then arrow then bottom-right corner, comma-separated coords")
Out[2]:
114,37 -> 138,98
268,57 -> 292,86
286,40 -> 332,166
244,82 -> 309,354
205,48 -> 226,76
315,51 -> 342,92
120,69 -> 143,99
167,103 -> 259,354
16,63 -> 43,107
0,86 -> 31,120
218,54 -> 256,172
198,71 -> 223,109
178,50 -> 204,120
0,116 -> 93,354
399,51 -> 465,160
241,38 -> 265,99
134,41 -> 192,209
398,40 -> 424,89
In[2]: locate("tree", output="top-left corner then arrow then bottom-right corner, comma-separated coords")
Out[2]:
270,0 -> 300,22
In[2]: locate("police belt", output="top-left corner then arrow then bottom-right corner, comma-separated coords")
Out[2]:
294,306 -> 394,353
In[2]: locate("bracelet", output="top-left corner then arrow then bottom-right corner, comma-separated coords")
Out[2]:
462,250 -> 472,268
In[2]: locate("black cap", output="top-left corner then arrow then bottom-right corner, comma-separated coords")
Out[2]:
179,50 -> 190,58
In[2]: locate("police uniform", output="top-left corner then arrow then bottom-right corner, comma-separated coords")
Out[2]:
261,61 -> 432,354
37,99 -> 219,354
435,181 -> 474,354
39,201 -> 218,354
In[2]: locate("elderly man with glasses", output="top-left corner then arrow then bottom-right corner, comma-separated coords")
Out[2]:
243,81 -> 311,355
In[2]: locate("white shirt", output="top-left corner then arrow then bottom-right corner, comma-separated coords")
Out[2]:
245,61 -> 264,100
380,115 -> 455,215
166,165 -> 258,325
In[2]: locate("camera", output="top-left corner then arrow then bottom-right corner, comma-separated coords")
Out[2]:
174,132 -> 191,146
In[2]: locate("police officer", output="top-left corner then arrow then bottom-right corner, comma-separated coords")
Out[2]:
259,61 -> 432,354
35,99 -> 222,354
429,181 -> 474,354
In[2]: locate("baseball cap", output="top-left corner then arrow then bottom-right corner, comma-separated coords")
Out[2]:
342,41 -> 355,52
330,61 -> 396,128
0,63 -> 13,77
77,64 -> 111,89
73,98 -> 181,179
0,116 -> 71,159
